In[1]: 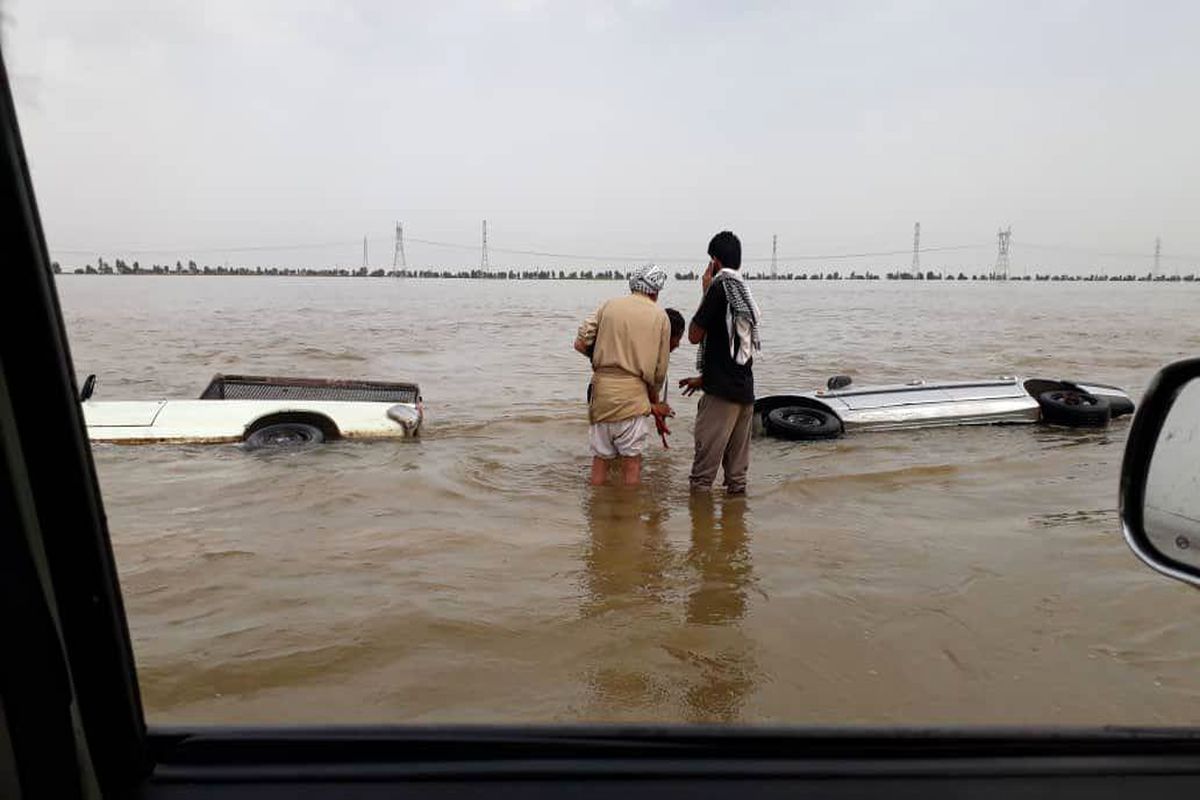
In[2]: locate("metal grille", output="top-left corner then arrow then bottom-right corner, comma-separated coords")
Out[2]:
200,375 -> 419,404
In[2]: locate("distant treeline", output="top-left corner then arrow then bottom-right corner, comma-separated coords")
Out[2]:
52,258 -> 1198,283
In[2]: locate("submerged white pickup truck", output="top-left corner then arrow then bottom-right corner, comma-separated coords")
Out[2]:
81,374 -> 423,448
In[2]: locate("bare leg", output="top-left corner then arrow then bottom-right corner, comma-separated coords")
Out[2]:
590,456 -> 610,486
621,456 -> 643,486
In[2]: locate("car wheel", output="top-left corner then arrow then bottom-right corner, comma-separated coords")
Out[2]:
764,405 -> 843,440
1037,390 -> 1111,427
244,422 -> 325,450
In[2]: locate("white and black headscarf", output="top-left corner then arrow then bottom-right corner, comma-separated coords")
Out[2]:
628,263 -> 668,296
696,270 -> 762,370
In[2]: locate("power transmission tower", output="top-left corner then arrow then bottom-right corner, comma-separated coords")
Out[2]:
771,234 -> 778,280
362,236 -> 368,270
912,222 -> 921,274
481,219 -> 489,272
393,222 -> 406,271
1154,236 -> 1161,277
995,226 -> 1012,280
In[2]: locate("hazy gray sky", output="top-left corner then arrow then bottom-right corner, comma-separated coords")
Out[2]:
5,0 -> 1199,272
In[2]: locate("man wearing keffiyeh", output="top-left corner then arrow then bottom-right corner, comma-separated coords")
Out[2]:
679,231 -> 761,494
573,264 -> 675,486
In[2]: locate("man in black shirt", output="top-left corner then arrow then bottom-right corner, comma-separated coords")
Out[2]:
679,231 -> 761,494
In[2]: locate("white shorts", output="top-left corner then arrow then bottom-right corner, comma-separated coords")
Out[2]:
589,416 -> 652,459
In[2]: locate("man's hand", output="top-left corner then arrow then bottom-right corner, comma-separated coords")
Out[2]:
654,414 -> 670,447
678,376 -> 703,396
701,260 -> 715,294
651,402 -> 674,447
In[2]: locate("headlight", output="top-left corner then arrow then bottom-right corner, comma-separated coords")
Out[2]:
387,404 -> 421,434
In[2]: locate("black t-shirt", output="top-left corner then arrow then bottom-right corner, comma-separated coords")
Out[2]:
693,282 -> 754,403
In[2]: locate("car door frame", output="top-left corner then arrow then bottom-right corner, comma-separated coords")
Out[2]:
8,43 -> 1200,800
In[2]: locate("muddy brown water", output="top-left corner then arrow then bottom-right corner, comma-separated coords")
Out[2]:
56,275 -> 1200,724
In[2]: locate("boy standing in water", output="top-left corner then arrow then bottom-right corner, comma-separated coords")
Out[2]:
573,265 -> 674,486
653,309 -> 686,446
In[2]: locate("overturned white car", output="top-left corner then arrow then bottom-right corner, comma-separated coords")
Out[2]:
81,374 -> 423,447
755,376 -> 1135,440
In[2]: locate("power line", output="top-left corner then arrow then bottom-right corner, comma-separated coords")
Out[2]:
51,237 -> 989,264
54,239 -> 368,256
53,230 -> 1200,267
762,243 -> 985,263
1019,241 -> 1200,262
405,240 -> 985,263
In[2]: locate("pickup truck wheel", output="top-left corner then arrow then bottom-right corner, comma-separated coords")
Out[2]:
1037,390 -> 1111,428
764,406 -> 842,440
244,422 -> 325,450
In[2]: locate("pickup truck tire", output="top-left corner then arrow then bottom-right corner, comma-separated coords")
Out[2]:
1037,390 -> 1111,427
764,406 -> 843,440
244,422 -> 325,449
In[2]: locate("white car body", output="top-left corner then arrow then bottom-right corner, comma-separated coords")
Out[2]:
755,376 -> 1135,437
82,375 -> 422,445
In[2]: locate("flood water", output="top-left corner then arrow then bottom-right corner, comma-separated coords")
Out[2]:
56,275 -> 1200,725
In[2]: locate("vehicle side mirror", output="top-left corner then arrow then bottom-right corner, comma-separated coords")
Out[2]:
827,375 -> 853,391
1121,357 -> 1200,587
79,374 -> 96,403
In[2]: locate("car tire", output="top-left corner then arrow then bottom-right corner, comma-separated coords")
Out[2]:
244,422 -> 325,450
764,405 -> 843,440
1037,390 -> 1111,427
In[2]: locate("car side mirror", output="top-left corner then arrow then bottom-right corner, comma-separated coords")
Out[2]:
1121,357 -> 1200,587
79,374 -> 96,403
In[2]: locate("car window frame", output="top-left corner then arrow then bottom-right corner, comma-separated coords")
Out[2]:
7,44 -> 1200,800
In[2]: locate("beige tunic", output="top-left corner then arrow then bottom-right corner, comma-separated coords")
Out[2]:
578,293 -> 670,424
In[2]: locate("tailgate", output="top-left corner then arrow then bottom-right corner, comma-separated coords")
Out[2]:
82,401 -> 166,427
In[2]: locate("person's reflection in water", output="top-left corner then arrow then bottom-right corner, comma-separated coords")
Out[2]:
580,486 -> 671,618
681,492 -> 756,722
579,478 -> 674,716
578,482 -> 758,722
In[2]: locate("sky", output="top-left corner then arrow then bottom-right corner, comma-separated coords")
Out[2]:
3,0 -> 1199,273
